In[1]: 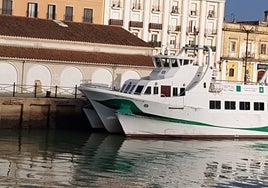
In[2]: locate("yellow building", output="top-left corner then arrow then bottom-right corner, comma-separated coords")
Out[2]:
0,0 -> 104,24
221,16 -> 268,83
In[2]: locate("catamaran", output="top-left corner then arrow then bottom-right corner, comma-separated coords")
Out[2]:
79,46 -> 268,138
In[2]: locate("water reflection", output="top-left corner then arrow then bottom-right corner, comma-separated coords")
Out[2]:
0,130 -> 268,187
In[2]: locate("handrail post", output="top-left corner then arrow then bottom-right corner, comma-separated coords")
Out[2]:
74,85 -> 77,99
34,82 -> 37,98
13,82 -> 16,97
55,85 -> 58,98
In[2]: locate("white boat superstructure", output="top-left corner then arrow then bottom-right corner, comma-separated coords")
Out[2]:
79,46 -> 268,138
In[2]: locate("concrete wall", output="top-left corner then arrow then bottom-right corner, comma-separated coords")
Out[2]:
0,97 -> 89,129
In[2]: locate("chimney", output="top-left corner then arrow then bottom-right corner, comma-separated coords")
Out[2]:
264,10 -> 268,22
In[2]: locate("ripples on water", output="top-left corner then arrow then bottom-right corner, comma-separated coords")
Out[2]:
0,130 -> 268,187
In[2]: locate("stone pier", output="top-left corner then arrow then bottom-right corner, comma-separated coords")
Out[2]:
0,97 -> 89,129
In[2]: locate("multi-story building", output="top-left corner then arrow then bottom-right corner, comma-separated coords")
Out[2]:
0,0 -> 104,24
1,0 -> 226,64
104,0 -> 225,63
221,11 -> 268,83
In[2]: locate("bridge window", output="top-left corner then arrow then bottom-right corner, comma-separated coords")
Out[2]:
144,86 -> 151,95
153,86 -> 159,94
171,58 -> 178,67
173,87 -> 178,96
134,85 -> 144,95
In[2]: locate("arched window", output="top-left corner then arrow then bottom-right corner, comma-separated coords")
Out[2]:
229,68 -> 234,77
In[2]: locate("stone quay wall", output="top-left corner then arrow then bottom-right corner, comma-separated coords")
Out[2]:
0,97 -> 89,129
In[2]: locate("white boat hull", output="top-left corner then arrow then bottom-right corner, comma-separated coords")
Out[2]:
82,105 -> 104,129
90,100 -> 123,134
116,113 -> 268,138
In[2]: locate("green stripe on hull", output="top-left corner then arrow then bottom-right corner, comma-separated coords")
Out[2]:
98,99 -> 268,133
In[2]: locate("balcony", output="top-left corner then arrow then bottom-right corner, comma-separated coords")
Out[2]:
149,23 -> 162,30
204,45 -> 216,52
168,25 -> 181,33
148,41 -> 162,48
129,21 -> 143,28
109,19 -> 123,26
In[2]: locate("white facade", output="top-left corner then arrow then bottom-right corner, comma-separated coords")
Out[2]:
104,0 -> 225,63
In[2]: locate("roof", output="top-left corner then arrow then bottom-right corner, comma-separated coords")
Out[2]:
0,15 -> 151,48
0,46 -> 153,67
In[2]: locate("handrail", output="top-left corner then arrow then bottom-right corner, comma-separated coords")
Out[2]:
0,83 -> 82,99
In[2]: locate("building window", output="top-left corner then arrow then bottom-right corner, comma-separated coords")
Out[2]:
261,44 -> 266,55
171,1 -> 179,13
230,41 -> 236,53
2,0 -> 12,15
47,4 -> 56,19
112,0 -> 121,8
65,6 -> 73,21
209,100 -> 221,110
229,68 -> 234,77
27,2 -> 38,18
239,101 -> 250,110
190,3 -> 197,15
152,0 -> 160,11
254,102 -> 264,111
188,20 -> 196,33
83,8 -> 93,23
170,36 -> 176,48
208,5 -> 215,17
132,0 -> 141,9
225,101 -> 236,110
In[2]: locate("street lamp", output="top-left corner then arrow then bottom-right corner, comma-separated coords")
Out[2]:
243,26 -> 254,84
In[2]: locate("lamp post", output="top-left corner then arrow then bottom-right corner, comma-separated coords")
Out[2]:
243,26 -> 254,84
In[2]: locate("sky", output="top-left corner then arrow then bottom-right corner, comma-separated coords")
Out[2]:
225,0 -> 268,21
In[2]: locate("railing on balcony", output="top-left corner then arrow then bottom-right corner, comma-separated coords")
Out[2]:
168,25 -> 181,32
1,8 -> 12,15
109,19 -> 123,26
129,21 -> 143,28
148,41 -> 162,48
149,23 -> 162,30
65,15 -> 73,21
83,16 -> 93,23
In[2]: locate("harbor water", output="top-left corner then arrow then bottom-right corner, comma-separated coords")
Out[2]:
0,129 -> 268,187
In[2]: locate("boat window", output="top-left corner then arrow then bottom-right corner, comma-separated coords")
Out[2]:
209,100 -> 221,109
171,58 -> 178,67
120,84 -> 127,92
180,88 -> 185,96
239,101 -> 250,110
162,58 -> 170,67
173,87 -> 178,96
144,86 -> 151,95
225,101 -> 236,110
254,102 -> 264,111
183,60 -> 189,65
129,84 -> 136,94
154,57 -> 162,67
124,83 -> 132,93
153,86 -> 159,94
179,59 -> 183,66
161,85 -> 171,97
134,85 -> 144,95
